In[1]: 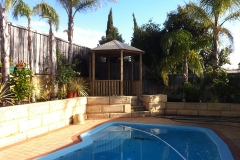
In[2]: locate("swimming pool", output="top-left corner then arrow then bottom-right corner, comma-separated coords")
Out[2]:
36,122 -> 234,160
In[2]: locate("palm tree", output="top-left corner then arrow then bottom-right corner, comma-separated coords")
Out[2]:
33,2 -> 60,98
161,30 -> 205,85
56,0 -> 118,63
12,0 -> 33,71
0,0 -> 19,82
186,0 -> 240,75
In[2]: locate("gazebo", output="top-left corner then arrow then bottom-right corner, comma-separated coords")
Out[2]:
89,40 -> 145,96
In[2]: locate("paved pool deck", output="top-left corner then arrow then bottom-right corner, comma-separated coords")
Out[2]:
1,116 -> 240,160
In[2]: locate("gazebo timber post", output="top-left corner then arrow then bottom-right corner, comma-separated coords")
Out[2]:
108,55 -> 110,80
88,53 -> 92,95
92,52 -> 95,96
139,53 -> 142,95
131,55 -> 134,81
120,50 -> 124,95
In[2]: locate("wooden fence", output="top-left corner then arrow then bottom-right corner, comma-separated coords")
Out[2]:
1,22 -> 90,76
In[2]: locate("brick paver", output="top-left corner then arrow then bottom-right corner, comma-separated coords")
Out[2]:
0,117 -> 240,160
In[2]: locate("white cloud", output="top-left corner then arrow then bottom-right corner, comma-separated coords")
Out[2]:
28,20 -> 104,49
72,26 -> 104,48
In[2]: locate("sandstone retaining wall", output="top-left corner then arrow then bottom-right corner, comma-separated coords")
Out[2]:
0,98 -> 87,148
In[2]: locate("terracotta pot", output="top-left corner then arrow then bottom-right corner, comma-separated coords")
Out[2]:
73,91 -> 78,97
67,92 -> 73,98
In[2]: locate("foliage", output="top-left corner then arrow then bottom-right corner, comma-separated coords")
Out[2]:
56,0 -> 118,41
186,0 -> 240,73
0,82 -> 14,106
131,19 -> 164,68
208,69 -> 239,102
10,63 -> 34,103
12,0 -> 31,20
160,5 -> 211,85
67,78 -> 78,92
182,82 -> 200,102
57,90 -> 66,99
160,30 -> 205,85
99,8 -> 123,45
67,77 -> 89,96
56,50 -> 80,88
32,2 -> 59,31
199,47 -> 232,73
75,77 -> 89,96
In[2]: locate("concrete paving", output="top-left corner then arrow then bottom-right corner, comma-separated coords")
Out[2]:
0,116 -> 240,160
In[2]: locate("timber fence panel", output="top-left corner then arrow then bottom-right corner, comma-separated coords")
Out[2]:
0,23 -> 90,75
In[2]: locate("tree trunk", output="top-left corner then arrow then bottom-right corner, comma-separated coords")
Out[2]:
49,22 -> 57,83
183,54 -> 188,82
0,5 -> 10,83
28,17 -> 33,71
67,12 -> 73,64
212,29 -> 219,77
49,21 -> 58,99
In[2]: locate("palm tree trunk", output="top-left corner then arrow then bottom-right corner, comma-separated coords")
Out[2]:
183,54 -> 188,82
28,17 -> 33,71
0,5 -> 10,83
67,12 -> 73,64
49,21 -> 58,98
212,29 -> 219,76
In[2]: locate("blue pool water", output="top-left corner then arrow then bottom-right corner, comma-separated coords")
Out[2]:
36,122 -> 234,160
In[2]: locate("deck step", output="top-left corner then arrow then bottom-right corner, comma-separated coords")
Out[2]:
131,105 -> 147,111
87,111 -> 151,119
131,111 -> 151,117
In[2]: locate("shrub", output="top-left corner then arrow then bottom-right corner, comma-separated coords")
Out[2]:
10,63 -> 34,103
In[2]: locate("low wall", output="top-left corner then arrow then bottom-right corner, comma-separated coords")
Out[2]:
139,94 -> 167,116
1,95 -> 240,148
0,98 -> 87,148
165,102 -> 240,117
86,96 -> 131,118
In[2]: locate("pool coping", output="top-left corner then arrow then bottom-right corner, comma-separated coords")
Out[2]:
36,122 -> 234,160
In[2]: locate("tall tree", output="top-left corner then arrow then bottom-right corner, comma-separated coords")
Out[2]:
99,7 -> 123,45
161,30 -> 205,85
160,5 -> 211,84
0,0 -> 19,82
131,19 -> 163,68
56,0 -> 118,63
33,2 -> 60,97
131,13 -> 139,47
12,0 -> 33,71
186,0 -> 240,75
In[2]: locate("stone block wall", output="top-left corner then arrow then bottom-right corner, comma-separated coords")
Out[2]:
165,102 -> 240,117
0,97 -> 87,148
139,94 -> 167,116
86,96 -> 131,118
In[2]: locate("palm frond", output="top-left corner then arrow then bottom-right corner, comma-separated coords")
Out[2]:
188,50 -> 204,81
12,0 -> 31,20
3,0 -> 19,11
186,2 -> 214,27
220,10 -> 240,26
0,82 -> 14,106
33,2 -> 60,31
218,27 -> 234,45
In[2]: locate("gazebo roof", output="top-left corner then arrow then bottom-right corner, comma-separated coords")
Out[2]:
91,40 -> 144,53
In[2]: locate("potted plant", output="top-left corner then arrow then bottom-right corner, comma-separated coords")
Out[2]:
67,79 -> 78,98
57,90 -> 67,99
56,50 -> 80,96
75,77 -> 89,97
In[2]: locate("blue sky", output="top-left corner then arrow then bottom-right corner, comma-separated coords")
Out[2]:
7,0 -> 240,69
